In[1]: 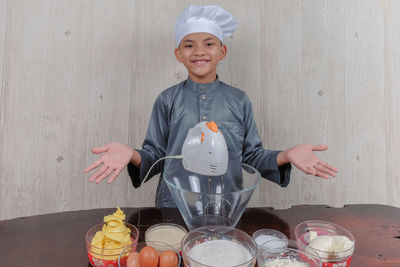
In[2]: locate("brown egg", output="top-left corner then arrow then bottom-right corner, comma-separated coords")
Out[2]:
139,246 -> 159,267
159,250 -> 178,267
127,252 -> 141,267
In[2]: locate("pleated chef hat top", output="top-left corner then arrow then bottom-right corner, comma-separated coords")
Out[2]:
174,5 -> 237,47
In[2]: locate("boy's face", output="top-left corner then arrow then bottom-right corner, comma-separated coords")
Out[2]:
175,32 -> 227,83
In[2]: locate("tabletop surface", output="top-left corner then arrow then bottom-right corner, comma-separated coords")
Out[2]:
1,204 -> 400,266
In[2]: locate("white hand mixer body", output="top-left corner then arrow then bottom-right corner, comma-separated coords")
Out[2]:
140,121 -> 228,186
182,121 -> 228,176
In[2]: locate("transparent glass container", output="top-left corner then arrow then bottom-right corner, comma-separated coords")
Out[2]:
295,220 -> 355,267
86,223 -> 139,267
181,225 -> 257,267
258,247 -> 321,267
164,159 -> 261,230
252,229 -> 288,248
145,223 -> 187,251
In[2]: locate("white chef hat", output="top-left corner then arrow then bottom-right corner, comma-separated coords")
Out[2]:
174,5 -> 237,47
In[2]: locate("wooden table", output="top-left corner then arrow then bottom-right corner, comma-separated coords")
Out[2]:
1,205 -> 399,266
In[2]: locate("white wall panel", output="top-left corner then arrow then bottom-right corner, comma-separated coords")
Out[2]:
0,0 -> 7,219
259,0 -> 303,209
384,0 -> 400,206
0,0 -> 6,90
0,0 -> 50,219
40,0 -> 94,213
301,0 -> 346,207
345,0 -> 386,204
0,0 -> 7,217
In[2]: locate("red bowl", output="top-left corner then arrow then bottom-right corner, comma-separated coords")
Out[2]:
86,223 -> 139,267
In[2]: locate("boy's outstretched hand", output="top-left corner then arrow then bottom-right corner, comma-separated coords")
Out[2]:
84,142 -> 137,184
277,144 -> 338,179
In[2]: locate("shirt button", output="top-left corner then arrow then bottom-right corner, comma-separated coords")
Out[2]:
202,116 -> 207,120
201,95 -> 206,100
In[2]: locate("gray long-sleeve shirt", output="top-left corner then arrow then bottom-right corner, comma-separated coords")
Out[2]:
128,76 -> 291,207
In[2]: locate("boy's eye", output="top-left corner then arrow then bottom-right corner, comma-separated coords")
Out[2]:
206,43 -> 215,46
184,44 -> 193,48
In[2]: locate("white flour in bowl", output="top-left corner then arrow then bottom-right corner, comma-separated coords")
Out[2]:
263,258 -> 308,267
188,239 -> 252,266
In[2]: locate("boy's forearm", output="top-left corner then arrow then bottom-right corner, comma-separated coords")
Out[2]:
276,150 -> 289,166
130,149 -> 141,167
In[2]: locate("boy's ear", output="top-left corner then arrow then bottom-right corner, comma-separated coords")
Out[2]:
175,48 -> 183,62
220,44 -> 227,60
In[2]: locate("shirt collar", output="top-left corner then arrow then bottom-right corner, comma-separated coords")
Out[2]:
185,75 -> 220,92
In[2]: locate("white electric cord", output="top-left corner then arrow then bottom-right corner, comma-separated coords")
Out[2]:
140,155 -> 184,187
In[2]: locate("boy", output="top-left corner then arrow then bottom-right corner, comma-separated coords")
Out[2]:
85,5 -> 337,207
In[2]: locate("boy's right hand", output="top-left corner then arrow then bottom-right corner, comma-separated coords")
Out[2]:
84,142 -> 137,184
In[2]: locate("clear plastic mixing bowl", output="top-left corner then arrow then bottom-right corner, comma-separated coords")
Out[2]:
258,239 -> 321,267
181,225 -> 257,267
163,159 -> 261,230
295,220 -> 355,267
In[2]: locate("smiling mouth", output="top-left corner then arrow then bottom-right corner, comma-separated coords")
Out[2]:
192,60 -> 210,66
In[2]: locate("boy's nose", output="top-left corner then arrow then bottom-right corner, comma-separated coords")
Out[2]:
194,47 -> 206,56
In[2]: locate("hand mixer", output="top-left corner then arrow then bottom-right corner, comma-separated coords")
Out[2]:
141,120 -> 228,182
181,121 -> 229,215
140,121 -> 230,215
181,121 -> 228,176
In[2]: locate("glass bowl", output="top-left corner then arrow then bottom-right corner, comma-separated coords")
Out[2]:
258,246 -> 321,267
164,159 -> 261,230
181,225 -> 257,267
118,241 -> 181,267
252,229 -> 288,248
145,223 -> 187,251
295,220 -> 355,267
86,223 -> 139,267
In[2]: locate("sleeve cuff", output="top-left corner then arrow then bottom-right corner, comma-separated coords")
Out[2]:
259,150 -> 291,187
278,163 -> 291,187
127,150 -> 149,188
127,161 -> 141,188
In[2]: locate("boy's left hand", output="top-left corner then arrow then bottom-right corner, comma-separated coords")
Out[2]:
278,144 -> 338,179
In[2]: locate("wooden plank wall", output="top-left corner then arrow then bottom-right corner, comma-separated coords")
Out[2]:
1,0 -> 399,220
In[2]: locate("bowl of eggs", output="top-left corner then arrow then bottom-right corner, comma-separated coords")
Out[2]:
118,241 -> 181,267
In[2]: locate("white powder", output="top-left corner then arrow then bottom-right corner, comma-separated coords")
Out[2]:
188,239 -> 252,266
263,258 -> 308,267
256,235 -> 287,254
255,235 -> 281,246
